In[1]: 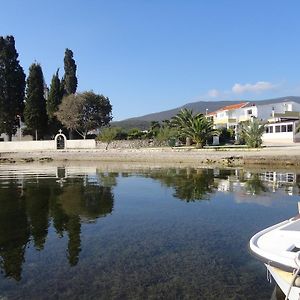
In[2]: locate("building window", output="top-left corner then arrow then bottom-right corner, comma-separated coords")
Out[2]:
247,109 -> 252,115
281,125 -> 287,132
269,126 -> 273,133
287,124 -> 293,132
275,125 -> 280,133
265,127 -> 269,133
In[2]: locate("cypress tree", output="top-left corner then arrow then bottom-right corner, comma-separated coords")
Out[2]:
47,69 -> 63,134
63,48 -> 77,95
24,63 -> 48,140
0,36 -> 26,140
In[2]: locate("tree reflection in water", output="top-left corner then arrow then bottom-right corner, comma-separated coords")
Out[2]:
145,168 -> 216,201
245,174 -> 269,195
0,181 -> 30,281
0,169 -> 116,280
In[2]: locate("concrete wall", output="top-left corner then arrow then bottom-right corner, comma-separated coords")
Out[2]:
0,139 -> 96,152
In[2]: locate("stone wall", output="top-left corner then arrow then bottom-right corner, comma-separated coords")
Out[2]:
67,139 -> 96,149
96,139 -> 168,149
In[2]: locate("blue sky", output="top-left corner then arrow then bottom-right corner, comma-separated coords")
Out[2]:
1,0 -> 300,120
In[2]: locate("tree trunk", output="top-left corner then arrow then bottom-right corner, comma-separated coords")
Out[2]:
69,129 -> 73,139
195,142 -> 203,149
185,137 -> 191,146
8,134 -> 12,141
35,130 -> 38,141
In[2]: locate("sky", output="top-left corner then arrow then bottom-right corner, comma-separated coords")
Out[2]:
1,0 -> 300,121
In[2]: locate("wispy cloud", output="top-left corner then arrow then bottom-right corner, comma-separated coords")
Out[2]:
198,80 -> 281,102
207,89 -> 220,98
232,81 -> 276,94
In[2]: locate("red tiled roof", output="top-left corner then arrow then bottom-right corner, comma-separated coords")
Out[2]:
207,111 -> 217,116
219,102 -> 249,111
207,102 -> 249,115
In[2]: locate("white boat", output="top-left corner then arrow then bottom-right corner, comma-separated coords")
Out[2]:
250,214 -> 300,300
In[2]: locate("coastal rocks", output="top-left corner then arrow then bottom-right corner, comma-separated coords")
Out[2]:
220,156 -> 243,167
244,156 -> 300,166
0,158 -> 15,164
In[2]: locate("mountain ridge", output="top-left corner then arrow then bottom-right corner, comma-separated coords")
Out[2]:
113,96 -> 300,130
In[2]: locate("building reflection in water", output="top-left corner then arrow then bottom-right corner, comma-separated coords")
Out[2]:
0,167 -> 116,281
215,169 -> 298,196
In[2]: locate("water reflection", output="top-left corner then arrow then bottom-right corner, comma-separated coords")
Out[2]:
143,168 -> 299,202
0,165 -> 299,286
144,168 -> 216,201
0,181 -> 29,281
0,168 -> 116,280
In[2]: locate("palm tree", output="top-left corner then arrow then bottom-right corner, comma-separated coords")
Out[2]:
240,118 -> 265,148
181,114 -> 217,148
171,109 -> 202,146
172,109 -> 217,148
171,108 -> 200,130
148,121 -> 161,138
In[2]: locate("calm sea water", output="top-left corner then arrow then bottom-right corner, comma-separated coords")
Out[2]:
0,164 -> 298,300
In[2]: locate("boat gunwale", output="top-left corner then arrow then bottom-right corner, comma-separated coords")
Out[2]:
249,218 -> 298,273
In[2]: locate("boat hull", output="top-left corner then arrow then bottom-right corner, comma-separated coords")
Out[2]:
266,265 -> 300,300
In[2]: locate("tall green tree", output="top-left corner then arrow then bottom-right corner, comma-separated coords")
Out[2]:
63,48 -> 77,95
0,36 -> 26,140
24,63 -> 48,140
47,69 -> 64,135
98,127 -> 119,150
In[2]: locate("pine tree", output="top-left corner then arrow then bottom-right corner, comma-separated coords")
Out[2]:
47,69 -> 63,135
63,48 -> 77,95
24,63 -> 48,140
0,36 -> 26,140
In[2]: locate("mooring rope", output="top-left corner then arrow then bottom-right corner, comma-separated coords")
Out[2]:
285,252 -> 300,300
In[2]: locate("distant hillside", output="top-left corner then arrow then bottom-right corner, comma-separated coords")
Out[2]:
112,96 -> 300,130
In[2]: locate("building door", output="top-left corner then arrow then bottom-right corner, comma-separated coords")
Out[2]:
57,135 -> 65,149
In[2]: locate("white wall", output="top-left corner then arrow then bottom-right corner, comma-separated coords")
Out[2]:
0,139 -> 96,152
262,120 -> 296,145
257,101 -> 298,120
262,131 -> 294,144
235,106 -> 258,121
0,140 -> 55,151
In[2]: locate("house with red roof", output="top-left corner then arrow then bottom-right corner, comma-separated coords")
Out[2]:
207,102 -> 249,129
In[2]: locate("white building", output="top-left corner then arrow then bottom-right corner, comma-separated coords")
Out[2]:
235,100 -> 300,123
207,100 -> 300,144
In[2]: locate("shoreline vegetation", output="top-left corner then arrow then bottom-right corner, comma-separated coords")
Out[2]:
1,145 -> 300,169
